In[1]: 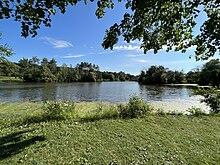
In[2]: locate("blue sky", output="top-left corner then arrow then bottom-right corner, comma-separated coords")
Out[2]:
0,2 -> 212,75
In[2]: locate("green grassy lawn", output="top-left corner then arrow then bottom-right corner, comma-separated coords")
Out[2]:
0,102 -> 220,164
0,76 -> 23,82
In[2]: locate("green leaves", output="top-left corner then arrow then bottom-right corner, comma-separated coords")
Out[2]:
102,0 -> 220,60
0,0 -> 219,59
0,33 -> 13,62
194,86 -> 220,114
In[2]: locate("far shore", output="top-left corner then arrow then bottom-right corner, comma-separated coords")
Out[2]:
164,83 -> 210,88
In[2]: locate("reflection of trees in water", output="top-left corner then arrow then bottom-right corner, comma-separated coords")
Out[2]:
41,83 -> 58,101
139,85 -> 192,101
0,83 -> 46,102
139,85 -> 165,101
0,82 -> 193,102
77,83 -> 101,102
45,82 -> 102,102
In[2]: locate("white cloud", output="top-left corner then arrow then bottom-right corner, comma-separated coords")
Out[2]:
131,59 -> 149,63
62,54 -> 86,58
114,45 -> 143,51
126,53 -> 145,57
40,37 -> 73,48
88,50 -> 114,55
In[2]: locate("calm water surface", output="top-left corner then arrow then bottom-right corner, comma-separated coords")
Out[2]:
0,82 -> 193,103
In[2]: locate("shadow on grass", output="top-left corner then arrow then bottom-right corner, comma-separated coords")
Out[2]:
0,130 -> 46,160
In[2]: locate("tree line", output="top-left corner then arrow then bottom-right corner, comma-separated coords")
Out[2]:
138,66 -> 185,85
1,57 -> 220,86
0,56 -> 136,82
139,59 -> 220,87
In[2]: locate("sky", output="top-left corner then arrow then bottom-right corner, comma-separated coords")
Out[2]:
0,1 -> 214,75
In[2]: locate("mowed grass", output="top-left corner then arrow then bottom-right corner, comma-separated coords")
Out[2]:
0,102 -> 220,164
0,76 -> 23,82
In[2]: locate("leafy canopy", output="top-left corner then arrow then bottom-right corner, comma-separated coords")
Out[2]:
0,0 -> 219,60
0,33 -> 13,62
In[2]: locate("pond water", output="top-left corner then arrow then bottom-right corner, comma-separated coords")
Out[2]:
0,81 -> 193,103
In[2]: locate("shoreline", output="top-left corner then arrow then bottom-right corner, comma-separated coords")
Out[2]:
0,95 -> 210,114
150,96 -> 210,114
164,84 -> 210,88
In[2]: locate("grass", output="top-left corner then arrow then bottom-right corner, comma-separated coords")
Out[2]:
0,102 -> 220,164
0,76 -> 23,82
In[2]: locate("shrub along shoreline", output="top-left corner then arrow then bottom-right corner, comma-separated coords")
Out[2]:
0,99 -> 220,164
0,96 -> 213,122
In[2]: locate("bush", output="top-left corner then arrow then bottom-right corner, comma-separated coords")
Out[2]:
118,96 -> 152,119
187,106 -> 206,116
155,109 -> 167,116
43,101 -> 75,120
194,87 -> 220,114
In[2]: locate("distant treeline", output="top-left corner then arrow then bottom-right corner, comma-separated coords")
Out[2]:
1,57 -> 219,86
0,56 -> 137,82
139,59 -> 220,87
138,66 -> 185,85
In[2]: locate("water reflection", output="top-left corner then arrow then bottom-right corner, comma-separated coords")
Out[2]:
139,85 -> 192,102
0,82 -> 193,103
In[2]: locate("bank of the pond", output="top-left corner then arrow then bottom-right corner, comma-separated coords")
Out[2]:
0,96 -> 210,117
0,102 -> 219,164
164,84 -> 210,88
150,95 -> 210,114
0,76 -> 23,82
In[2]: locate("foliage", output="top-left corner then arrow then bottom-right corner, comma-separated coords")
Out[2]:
186,69 -> 201,84
199,59 -> 220,87
118,96 -> 152,118
82,103 -> 119,121
0,33 -> 13,62
0,61 -> 20,78
102,0 -> 220,60
154,109 -> 167,116
186,59 -> 220,86
139,65 -> 185,85
194,87 -> 220,114
187,106 -> 206,116
43,101 -> 75,120
0,56 -> 136,82
0,1 -> 219,59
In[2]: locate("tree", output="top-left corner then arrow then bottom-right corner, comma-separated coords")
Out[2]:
199,59 -> 220,87
57,64 -> 69,82
186,69 -> 201,84
0,33 -> 13,62
48,58 -> 57,74
76,62 -> 99,72
1,61 -> 20,77
40,65 -> 55,82
144,66 -> 168,84
41,57 -> 49,67
18,58 -> 31,80
138,66 -> 185,85
0,1 -> 219,60
103,0 -> 220,60
30,56 -> 40,65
